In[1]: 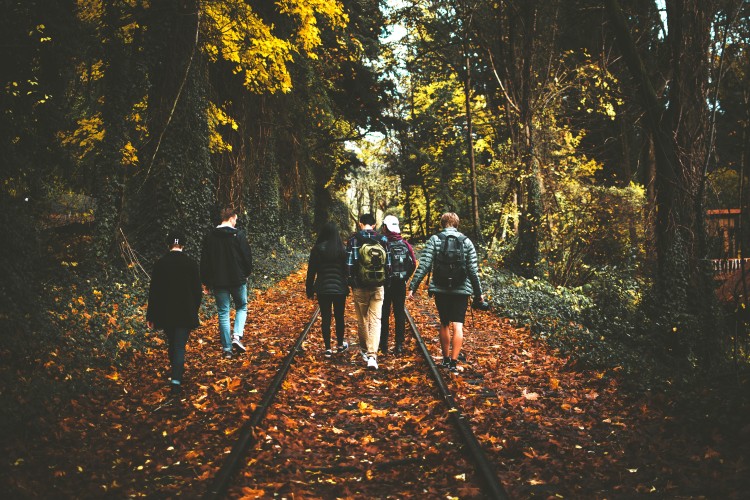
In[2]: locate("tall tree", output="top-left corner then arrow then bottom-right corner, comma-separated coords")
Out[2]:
605,0 -> 722,364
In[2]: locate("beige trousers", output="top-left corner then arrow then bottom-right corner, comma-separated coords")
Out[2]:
351,286 -> 384,357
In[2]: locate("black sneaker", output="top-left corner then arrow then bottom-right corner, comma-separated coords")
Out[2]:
324,349 -> 333,358
449,359 -> 458,373
170,383 -> 183,395
441,356 -> 450,368
223,351 -> 233,360
337,341 -> 349,354
394,344 -> 403,355
457,351 -> 466,362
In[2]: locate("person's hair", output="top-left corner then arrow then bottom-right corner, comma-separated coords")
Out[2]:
316,221 -> 345,261
359,213 -> 376,226
440,212 -> 460,228
220,207 -> 237,222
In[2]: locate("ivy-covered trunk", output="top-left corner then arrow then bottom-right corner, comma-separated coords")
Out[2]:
93,0 -> 141,261
133,0 -> 212,259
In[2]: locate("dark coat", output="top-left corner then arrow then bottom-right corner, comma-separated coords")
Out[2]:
306,242 -> 349,297
147,251 -> 202,329
200,226 -> 253,288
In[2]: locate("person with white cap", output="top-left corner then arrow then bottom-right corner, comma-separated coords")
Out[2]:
379,215 -> 416,355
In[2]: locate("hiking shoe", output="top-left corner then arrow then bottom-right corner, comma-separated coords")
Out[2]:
441,356 -> 450,368
232,338 -> 246,353
449,359 -> 458,373
223,351 -> 233,360
324,349 -> 333,358
337,341 -> 349,354
457,351 -> 466,362
367,356 -> 378,370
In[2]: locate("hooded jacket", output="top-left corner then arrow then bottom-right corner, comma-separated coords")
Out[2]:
409,227 -> 483,297
200,225 -> 253,288
147,251 -> 202,329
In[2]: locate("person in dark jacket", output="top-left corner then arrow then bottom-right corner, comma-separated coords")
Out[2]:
147,232 -> 202,395
408,212 -> 486,373
379,215 -> 416,356
306,221 -> 349,357
200,208 -> 253,359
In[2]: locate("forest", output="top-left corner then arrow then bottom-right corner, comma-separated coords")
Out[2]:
1,0 -> 749,497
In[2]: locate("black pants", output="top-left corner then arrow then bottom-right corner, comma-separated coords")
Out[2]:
380,279 -> 407,351
317,294 -> 347,349
164,327 -> 191,383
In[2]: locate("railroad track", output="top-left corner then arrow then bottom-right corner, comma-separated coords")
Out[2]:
204,306 -> 509,499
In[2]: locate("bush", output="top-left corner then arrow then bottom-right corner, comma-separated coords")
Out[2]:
482,264 -> 658,382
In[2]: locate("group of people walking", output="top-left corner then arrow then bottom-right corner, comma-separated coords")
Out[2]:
305,211 -> 488,373
146,208 -> 487,395
146,208 -> 252,394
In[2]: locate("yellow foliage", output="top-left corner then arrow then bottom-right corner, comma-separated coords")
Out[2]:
202,0 -> 347,94
207,102 -> 237,153
120,141 -> 138,166
76,0 -> 103,24
59,114 -> 105,159
78,60 -> 104,85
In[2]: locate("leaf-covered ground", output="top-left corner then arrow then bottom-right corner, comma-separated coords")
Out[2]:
3,268 -> 749,498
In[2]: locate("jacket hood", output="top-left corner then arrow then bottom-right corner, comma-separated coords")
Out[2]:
212,226 -> 239,237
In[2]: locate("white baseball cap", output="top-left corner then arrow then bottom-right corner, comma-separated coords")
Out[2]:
383,215 -> 400,234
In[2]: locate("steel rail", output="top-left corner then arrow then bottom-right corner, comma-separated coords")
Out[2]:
406,308 -> 510,500
203,306 -> 321,500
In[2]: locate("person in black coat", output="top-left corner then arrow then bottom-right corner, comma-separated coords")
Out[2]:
147,232 -> 202,395
200,208 -> 253,359
306,221 -> 349,357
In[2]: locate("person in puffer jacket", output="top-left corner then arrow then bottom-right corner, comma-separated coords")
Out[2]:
306,221 -> 349,357
200,208 -> 253,359
408,212 -> 486,373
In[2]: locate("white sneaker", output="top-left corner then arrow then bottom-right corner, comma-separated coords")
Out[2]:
367,356 -> 378,370
232,338 -> 246,352
361,350 -> 369,362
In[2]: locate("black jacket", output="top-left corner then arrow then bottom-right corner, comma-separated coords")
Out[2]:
200,226 -> 253,288
306,242 -> 349,297
147,251 -> 202,329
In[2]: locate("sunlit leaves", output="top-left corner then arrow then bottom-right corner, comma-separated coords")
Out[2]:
202,0 -> 347,94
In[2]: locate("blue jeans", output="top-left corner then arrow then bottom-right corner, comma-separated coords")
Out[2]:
164,327 -> 191,383
214,283 -> 247,352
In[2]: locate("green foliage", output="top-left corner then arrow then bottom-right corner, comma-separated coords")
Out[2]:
706,168 -> 742,209
483,265 -> 657,383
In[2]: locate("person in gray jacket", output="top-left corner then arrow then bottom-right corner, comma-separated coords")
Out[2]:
407,212 -> 486,373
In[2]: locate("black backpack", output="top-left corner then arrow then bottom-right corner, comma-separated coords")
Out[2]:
432,232 -> 467,288
356,234 -> 387,286
388,239 -> 413,280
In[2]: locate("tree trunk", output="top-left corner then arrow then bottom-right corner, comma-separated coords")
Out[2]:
464,52 -> 482,243
605,0 -> 721,366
